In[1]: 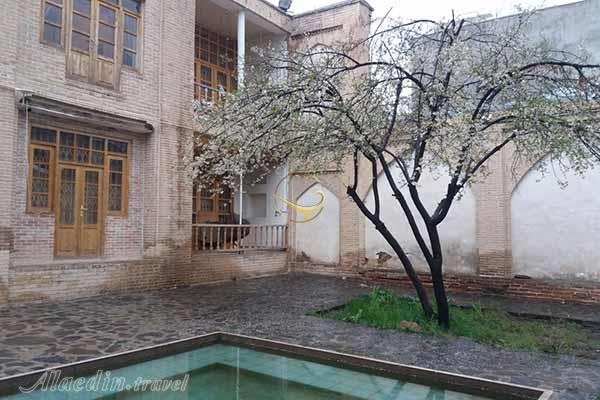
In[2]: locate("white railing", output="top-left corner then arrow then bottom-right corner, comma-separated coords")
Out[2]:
192,224 -> 288,252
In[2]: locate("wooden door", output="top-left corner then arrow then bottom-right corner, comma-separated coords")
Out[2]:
55,166 -> 79,257
79,168 -> 103,256
55,166 -> 104,257
196,187 -> 220,223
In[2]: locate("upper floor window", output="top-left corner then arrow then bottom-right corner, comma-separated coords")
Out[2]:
194,27 -> 237,101
41,0 -> 143,87
41,0 -> 64,46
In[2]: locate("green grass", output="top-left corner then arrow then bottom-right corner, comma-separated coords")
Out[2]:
311,287 -> 598,355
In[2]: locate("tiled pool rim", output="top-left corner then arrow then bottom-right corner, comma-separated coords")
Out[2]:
0,332 -> 553,400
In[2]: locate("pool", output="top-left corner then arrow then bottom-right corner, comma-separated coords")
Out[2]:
0,333 -> 552,400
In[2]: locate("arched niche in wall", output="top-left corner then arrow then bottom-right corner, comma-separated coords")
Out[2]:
364,162 -> 477,274
511,156 -> 600,281
294,183 -> 341,264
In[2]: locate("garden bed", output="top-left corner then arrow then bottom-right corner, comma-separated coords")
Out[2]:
310,287 -> 600,358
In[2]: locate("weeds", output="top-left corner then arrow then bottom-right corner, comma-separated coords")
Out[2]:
312,288 -> 597,355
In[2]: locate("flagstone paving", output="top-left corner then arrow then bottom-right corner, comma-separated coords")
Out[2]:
0,273 -> 599,399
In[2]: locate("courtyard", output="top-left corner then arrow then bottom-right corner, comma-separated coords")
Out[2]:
0,274 -> 598,399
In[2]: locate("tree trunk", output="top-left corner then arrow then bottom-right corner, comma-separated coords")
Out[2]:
430,258 -> 450,328
346,186 -> 434,319
374,221 -> 435,319
426,224 -> 450,328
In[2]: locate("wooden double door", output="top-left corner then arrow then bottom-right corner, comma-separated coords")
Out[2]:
55,165 -> 104,258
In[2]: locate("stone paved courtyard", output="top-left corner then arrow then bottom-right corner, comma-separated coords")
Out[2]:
0,273 -> 599,399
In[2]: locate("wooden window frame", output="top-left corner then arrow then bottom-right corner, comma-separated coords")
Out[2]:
70,0 -> 93,55
122,9 -> 142,70
27,143 -> 56,214
41,0 -> 144,83
194,26 -> 237,102
106,154 -> 128,216
27,125 -> 130,218
96,1 -> 119,62
40,0 -> 66,48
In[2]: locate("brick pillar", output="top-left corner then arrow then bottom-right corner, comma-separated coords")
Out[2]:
0,2 -> 18,303
144,0 -> 195,259
0,91 -> 16,304
472,147 -> 513,277
0,251 -> 8,304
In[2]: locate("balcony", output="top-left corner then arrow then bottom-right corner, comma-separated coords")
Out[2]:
194,0 -> 288,102
192,166 -> 289,253
192,224 -> 288,252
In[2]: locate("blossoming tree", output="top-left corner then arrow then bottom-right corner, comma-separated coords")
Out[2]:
192,13 -> 600,327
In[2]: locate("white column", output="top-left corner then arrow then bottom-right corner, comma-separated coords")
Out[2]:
237,10 -> 246,224
237,10 -> 246,88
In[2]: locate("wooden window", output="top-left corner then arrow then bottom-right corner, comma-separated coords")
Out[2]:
107,156 -> 128,215
194,26 -> 237,102
123,13 -> 139,68
97,3 -> 117,60
28,126 -> 130,218
28,144 -> 55,213
194,183 -> 234,223
42,0 -> 64,46
71,0 -> 92,53
55,0 -> 143,88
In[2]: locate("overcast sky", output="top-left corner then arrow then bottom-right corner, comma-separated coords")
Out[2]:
267,0 -> 580,20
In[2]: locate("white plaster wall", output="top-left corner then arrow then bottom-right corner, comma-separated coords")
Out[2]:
234,166 -> 288,226
512,161 -> 600,281
294,184 -> 340,264
365,164 -> 477,274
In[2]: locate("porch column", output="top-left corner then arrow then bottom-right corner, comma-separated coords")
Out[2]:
237,10 -> 246,224
237,10 -> 245,88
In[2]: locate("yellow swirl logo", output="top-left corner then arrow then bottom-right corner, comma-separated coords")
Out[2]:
274,173 -> 325,223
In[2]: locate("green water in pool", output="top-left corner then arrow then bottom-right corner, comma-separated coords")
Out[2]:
3,345 -> 493,399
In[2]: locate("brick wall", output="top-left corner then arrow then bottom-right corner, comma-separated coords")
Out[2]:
0,0 -> 18,303
288,1 -> 372,278
363,269 -> 600,305
8,251 -> 288,304
181,251 -> 289,286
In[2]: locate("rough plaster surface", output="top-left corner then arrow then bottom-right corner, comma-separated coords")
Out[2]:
294,184 -> 340,264
365,164 -> 477,274
512,160 -> 600,281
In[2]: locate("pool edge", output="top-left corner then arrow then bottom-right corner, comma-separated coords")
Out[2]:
0,331 -> 554,400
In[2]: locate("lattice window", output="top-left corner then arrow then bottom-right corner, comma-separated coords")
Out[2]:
107,156 -> 127,215
28,144 -> 55,212
28,126 -> 129,217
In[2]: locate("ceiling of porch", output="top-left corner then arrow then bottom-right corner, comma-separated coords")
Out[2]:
196,0 -> 288,40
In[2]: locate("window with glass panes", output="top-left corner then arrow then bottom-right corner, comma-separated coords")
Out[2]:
41,0 -> 64,45
194,27 -> 238,101
27,126 -> 129,216
41,0 -> 142,70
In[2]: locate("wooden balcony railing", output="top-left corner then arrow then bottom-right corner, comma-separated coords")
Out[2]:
192,224 -> 288,252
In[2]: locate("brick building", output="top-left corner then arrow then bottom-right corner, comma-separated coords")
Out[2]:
1,0 -> 599,306
0,0 -> 372,305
